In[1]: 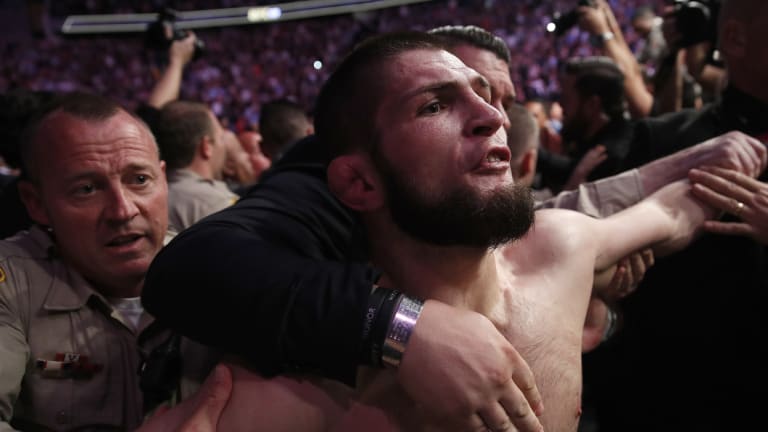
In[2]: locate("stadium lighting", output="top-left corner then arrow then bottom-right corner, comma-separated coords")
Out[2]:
61,0 -> 434,35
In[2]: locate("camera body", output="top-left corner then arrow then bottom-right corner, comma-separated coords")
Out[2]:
670,0 -> 720,47
549,0 -> 597,37
145,8 -> 205,61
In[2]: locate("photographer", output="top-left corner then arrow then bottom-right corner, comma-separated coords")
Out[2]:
147,31 -> 199,110
137,9 -> 205,131
658,0 -> 726,106
575,0 -> 656,119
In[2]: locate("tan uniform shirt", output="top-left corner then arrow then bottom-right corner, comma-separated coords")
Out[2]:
0,227 -> 212,431
536,169 -> 645,217
167,169 -> 239,232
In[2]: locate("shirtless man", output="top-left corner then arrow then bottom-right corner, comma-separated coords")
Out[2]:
205,32 -> 722,432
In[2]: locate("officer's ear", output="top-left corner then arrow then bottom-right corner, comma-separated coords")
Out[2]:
327,153 -> 384,212
199,135 -> 214,160
18,180 -> 51,226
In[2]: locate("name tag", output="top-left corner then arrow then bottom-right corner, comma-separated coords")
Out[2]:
35,352 -> 103,379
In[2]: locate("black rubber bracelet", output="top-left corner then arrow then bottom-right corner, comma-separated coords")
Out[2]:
360,287 -> 401,367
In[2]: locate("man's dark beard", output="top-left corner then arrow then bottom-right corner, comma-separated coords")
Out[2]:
374,154 -> 535,249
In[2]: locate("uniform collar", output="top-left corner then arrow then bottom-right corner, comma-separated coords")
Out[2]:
31,226 -> 148,333
168,168 -> 213,184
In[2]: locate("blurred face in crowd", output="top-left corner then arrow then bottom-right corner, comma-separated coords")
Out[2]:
524,100 -> 549,129
631,16 -> 654,37
238,131 -> 271,178
450,43 -> 516,131
207,110 -> 229,180
549,101 -> 563,122
368,49 -> 534,247
19,110 -> 168,297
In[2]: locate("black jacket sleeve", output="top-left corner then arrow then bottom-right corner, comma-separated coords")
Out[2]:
142,136 -> 378,385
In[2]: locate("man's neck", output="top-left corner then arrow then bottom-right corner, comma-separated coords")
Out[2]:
368,225 -> 502,315
185,159 -> 216,181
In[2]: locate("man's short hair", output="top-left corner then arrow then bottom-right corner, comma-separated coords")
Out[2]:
314,31 -> 447,158
562,56 -> 627,120
258,99 -> 310,160
428,25 -> 511,64
19,92 -> 148,182
154,101 -> 215,171
506,103 -> 539,160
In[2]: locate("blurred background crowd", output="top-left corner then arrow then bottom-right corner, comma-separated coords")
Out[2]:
1,0 -> 665,130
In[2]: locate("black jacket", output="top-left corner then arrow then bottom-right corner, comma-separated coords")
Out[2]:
143,135 -> 378,385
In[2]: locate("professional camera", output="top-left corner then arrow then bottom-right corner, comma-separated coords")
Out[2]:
145,8 -> 205,62
669,0 -> 720,47
547,0 -> 597,37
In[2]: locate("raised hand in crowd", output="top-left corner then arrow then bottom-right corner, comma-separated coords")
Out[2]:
563,145 -> 608,191
148,31 -> 199,109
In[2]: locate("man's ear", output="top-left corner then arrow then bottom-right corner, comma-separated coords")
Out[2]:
520,147 -> 538,179
17,181 -> 51,226
720,19 -> 747,59
200,136 -> 214,160
327,154 -> 384,212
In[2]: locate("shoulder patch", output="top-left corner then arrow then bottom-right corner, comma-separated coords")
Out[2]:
0,266 -> 5,283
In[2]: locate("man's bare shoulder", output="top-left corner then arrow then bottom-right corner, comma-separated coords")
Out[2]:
508,209 -> 597,254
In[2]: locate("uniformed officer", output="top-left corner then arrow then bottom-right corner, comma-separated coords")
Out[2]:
151,100 -> 239,232
0,92 -> 211,431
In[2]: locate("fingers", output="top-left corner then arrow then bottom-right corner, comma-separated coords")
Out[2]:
478,402 -> 514,432
626,251 -> 648,292
690,178 -> 750,218
466,414 -> 489,431
640,248 -> 655,272
498,378 -> 544,432
607,259 -> 632,298
506,347 -> 544,418
702,220 -> 755,238
176,364 -> 233,432
728,133 -> 766,176
694,166 -> 762,191
587,148 -> 608,166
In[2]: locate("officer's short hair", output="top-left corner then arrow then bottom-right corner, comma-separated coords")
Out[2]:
154,101 -> 215,171
20,92 -> 154,182
428,25 -> 511,64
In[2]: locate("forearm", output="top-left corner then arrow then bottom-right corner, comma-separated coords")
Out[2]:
603,39 -> 654,118
593,179 -> 713,270
144,224 -> 376,386
636,134 -> 759,195
147,59 -> 185,109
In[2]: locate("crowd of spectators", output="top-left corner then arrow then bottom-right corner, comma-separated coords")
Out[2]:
2,0 -> 666,130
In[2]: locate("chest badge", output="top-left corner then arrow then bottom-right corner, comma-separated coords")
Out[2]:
35,352 -> 103,379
